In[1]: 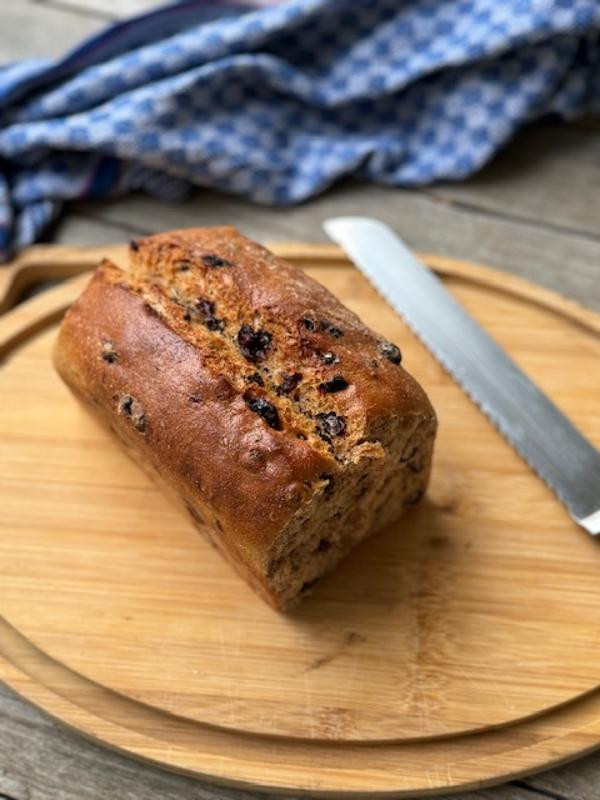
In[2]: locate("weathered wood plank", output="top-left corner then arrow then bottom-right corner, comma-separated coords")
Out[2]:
0,682 -> 268,800
1,0 -> 102,61
2,3 -> 600,798
48,211 -> 139,245
2,680 -> 582,800
38,0 -> 161,20
523,753 -> 600,800
67,179 -> 600,309
428,121 -> 600,241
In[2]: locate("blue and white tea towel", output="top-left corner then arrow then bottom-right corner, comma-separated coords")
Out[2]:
1,0 -> 599,260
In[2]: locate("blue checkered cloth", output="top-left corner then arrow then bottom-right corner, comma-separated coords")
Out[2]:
1,0 -> 599,260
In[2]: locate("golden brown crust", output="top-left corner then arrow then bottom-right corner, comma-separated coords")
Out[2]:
129,227 -> 435,450
54,265 -> 332,575
54,228 -> 437,609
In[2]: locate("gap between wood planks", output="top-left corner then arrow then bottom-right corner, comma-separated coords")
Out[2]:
31,0 -> 116,22
420,187 -> 600,247
49,180 -> 600,313
72,180 -> 600,247
32,0 -> 155,21
510,782 -> 572,800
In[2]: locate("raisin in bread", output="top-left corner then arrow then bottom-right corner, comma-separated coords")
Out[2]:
54,228 -> 437,610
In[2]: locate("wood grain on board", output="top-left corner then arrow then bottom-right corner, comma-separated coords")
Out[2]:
0,245 -> 599,796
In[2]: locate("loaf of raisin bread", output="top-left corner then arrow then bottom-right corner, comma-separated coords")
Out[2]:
54,228 -> 437,610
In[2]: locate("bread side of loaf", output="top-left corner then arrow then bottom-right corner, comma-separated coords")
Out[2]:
54,228 -> 436,609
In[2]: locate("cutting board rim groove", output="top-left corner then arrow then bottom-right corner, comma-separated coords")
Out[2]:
1,242 -> 599,797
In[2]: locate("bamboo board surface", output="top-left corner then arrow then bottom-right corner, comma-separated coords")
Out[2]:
0,243 -> 599,796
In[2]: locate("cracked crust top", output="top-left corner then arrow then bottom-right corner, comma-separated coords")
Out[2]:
54,227 -> 436,578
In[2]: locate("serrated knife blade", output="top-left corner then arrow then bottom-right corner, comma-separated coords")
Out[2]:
324,216 -> 600,535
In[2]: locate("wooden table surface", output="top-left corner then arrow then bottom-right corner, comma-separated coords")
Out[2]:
2,3 -> 599,799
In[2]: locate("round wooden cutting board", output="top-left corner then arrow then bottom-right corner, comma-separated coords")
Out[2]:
0,243 -> 599,796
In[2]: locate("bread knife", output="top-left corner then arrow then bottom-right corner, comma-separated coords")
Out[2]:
323,216 -> 600,535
